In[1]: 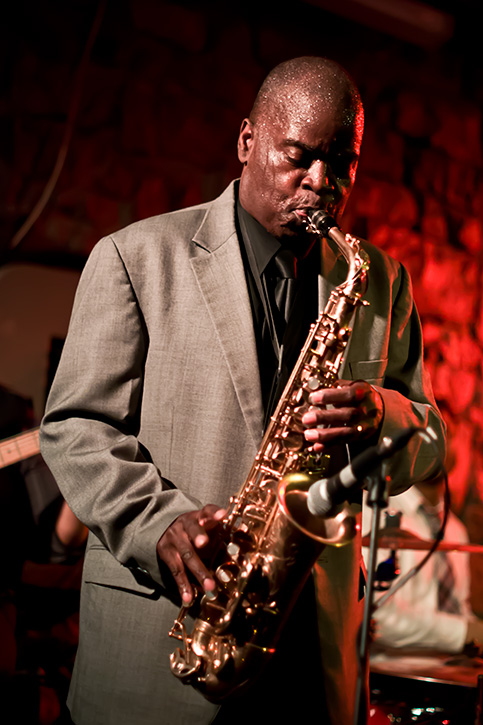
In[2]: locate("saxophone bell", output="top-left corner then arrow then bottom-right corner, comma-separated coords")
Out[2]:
277,472 -> 358,547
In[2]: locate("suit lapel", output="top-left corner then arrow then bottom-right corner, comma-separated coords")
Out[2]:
190,184 -> 264,448
189,187 -> 359,446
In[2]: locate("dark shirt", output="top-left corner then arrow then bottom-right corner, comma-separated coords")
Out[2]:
236,199 -> 318,419
236,200 -> 280,410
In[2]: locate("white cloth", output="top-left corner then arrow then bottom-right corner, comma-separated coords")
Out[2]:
362,486 -> 473,654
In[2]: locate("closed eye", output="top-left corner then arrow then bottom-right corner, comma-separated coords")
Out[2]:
286,151 -> 310,168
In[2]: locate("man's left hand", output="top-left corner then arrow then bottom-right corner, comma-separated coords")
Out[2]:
301,380 -> 384,451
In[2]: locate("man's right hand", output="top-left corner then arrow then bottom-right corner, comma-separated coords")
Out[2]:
156,505 -> 226,606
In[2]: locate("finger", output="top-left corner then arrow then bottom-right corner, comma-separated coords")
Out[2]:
309,381 -> 371,405
160,532 -> 217,601
158,521 -> 216,598
198,506 -> 227,532
302,405 -> 360,427
185,508 -> 226,548
178,546 -> 217,594
183,517 -> 211,548
200,504 -> 226,520
158,545 -> 196,604
304,425 -> 354,444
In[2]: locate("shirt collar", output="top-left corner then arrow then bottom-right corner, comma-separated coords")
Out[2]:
237,200 -> 280,276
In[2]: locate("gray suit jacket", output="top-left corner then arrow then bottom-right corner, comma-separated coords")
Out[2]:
40,181 -> 444,724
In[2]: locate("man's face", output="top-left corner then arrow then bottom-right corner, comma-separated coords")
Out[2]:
237,92 -> 362,247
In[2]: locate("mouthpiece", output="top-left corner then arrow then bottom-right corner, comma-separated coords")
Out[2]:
306,210 -> 339,237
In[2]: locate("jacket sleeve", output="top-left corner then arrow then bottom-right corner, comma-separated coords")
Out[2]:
371,600 -> 468,653
376,263 -> 445,494
40,237 -> 200,586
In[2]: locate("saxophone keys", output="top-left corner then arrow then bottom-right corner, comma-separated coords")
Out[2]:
264,440 -> 283,459
215,562 -> 239,587
307,376 -> 321,390
280,431 -> 304,451
226,541 -> 240,557
169,648 -> 202,679
217,567 -> 232,584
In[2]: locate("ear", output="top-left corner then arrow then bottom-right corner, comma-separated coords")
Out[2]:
237,118 -> 254,164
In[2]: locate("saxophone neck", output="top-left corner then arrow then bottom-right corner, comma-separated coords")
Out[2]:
303,209 -> 369,298
336,231 -> 369,300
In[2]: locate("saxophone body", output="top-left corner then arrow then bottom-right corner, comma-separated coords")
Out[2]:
169,211 -> 370,702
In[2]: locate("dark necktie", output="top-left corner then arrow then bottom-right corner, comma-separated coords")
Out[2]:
418,503 -> 461,615
261,248 -> 302,424
273,248 -> 298,326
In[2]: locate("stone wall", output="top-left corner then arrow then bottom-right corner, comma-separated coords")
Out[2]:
346,55 -> 483,521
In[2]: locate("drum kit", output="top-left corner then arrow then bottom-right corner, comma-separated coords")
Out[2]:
362,523 -> 483,724
369,653 -> 483,725
361,526 -> 483,555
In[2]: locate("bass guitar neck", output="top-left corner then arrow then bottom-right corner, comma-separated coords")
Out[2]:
0,427 -> 40,469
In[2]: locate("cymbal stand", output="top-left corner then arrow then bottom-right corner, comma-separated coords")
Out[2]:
353,463 -> 390,725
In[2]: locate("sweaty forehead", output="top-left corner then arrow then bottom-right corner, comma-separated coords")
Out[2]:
262,88 -> 362,148
289,81 -> 358,120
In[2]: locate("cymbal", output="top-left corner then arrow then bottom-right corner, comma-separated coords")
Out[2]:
370,652 -> 483,687
361,527 -> 483,553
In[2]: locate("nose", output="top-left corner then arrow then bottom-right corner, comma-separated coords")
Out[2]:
302,159 -> 334,193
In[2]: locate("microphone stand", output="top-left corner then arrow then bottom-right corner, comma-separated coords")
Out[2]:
353,463 -> 390,725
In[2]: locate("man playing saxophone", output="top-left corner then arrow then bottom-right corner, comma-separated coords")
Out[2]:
40,56 -> 445,724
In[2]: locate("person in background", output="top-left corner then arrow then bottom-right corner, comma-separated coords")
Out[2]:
362,476 -> 483,656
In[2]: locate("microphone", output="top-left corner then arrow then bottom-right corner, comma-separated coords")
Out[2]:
306,427 -> 420,517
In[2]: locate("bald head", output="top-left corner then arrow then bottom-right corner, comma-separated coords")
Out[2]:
249,56 -> 363,138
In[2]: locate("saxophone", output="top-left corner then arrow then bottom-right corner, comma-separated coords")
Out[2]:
169,210 -> 370,701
